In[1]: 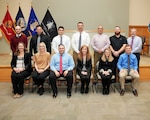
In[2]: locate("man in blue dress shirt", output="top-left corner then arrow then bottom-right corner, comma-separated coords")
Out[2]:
49,44 -> 75,98
117,45 -> 139,96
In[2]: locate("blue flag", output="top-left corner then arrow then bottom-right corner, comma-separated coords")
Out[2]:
27,7 -> 39,36
15,6 -> 30,36
41,9 -> 58,42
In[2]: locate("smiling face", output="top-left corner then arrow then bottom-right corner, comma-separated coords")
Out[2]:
58,28 -> 64,36
15,26 -> 22,34
77,22 -> 84,32
58,45 -> 65,54
36,26 -> 43,35
18,42 -> 25,52
81,46 -> 88,55
39,42 -> 46,53
104,49 -> 110,57
125,45 -> 132,54
97,25 -> 103,34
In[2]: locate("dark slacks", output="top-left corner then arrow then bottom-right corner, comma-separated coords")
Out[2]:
133,53 -> 140,72
11,70 -> 30,95
49,70 -> 73,94
79,74 -> 91,88
32,70 -> 50,86
99,73 -> 112,90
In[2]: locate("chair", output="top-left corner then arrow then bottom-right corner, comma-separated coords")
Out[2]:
92,61 -> 116,93
74,73 -> 93,93
24,75 -> 31,91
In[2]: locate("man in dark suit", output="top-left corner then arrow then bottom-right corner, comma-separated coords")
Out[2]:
29,25 -> 51,56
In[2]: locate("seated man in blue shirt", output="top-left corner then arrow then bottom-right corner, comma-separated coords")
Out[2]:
117,45 -> 139,96
49,44 -> 75,98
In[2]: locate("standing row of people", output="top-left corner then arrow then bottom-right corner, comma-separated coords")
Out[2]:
10,22 -> 142,99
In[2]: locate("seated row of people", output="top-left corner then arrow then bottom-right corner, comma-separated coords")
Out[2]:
11,42 -> 139,99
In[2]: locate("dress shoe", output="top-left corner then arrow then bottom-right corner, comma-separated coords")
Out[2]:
39,87 -> 44,96
120,89 -> 125,96
67,93 -> 71,98
53,93 -> 57,98
132,89 -> 138,97
80,87 -> 84,94
13,94 -> 18,99
85,87 -> 89,94
16,94 -> 23,98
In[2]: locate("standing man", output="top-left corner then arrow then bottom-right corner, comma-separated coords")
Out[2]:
127,28 -> 142,71
52,26 -> 70,53
91,25 -> 110,78
110,26 -> 127,79
10,26 -> 28,53
29,25 -> 51,56
117,45 -> 139,96
71,22 -> 90,64
49,44 -> 75,98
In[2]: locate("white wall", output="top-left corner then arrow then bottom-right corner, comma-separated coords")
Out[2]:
129,0 -> 150,25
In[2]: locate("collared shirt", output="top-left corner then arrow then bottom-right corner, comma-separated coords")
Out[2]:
110,35 -> 127,53
52,35 -> 71,53
127,36 -> 142,53
91,33 -> 110,52
50,53 -> 75,71
71,31 -> 90,53
117,53 -> 138,71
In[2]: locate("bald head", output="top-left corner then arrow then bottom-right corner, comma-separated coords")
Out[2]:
130,28 -> 137,37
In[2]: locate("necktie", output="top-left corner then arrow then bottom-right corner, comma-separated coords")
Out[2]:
78,33 -> 82,50
60,36 -> 62,44
131,36 -> 134,49
127,55 -> 130,75
59,54 -> 63,74
37,36 -> 41,51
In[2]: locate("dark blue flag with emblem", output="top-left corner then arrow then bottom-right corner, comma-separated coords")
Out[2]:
27,6 -> 39,36
41,9 -> 58,42
15,6 -> 30,36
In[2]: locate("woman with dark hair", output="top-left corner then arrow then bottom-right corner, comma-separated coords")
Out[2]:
32,42 -> 50,95
11,42 -> 32,98
98,48 -> 115,95
76,45 -> 92,94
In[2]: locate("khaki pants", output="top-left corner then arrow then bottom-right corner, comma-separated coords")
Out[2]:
94,51 -> 103,79
119,69 -> 139,90
73,51 -> 78,65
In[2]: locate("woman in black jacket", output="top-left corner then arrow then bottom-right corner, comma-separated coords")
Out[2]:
11,42 -> 32,98
99,48 -> 115,95
76,45 -> 92,94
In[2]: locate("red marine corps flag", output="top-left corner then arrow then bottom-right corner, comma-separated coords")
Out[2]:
0,6 -> 15,43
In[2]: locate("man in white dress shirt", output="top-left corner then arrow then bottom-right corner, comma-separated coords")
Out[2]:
52,26 -> 70,53
127,28 -> 142,71
71,22 -> 90,64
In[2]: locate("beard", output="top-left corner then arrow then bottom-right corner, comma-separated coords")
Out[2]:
115,32 -> 120,36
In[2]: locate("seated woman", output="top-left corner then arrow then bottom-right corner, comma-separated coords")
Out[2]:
98,48 -> 115,95
32,42 -> 50,95
76,45 -> 92,94
11,42 -> 32,99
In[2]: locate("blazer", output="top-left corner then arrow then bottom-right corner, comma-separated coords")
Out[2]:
29,33 -> 51,56
11,53 -> 32,73
76,58 -> 92,77
98,57 -> 115,74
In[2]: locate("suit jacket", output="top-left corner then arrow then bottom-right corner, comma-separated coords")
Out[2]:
11,53 -> 32,73
76,58 -> 92,77
29,33 -> 51,56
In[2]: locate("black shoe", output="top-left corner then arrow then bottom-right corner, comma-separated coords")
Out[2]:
67,93 -> 71,98
102,88 -> 105,95
80,87 -> 84,94
132,89 -> 138,97
106,88 -> 109,95
85,87 -> 89,94
120,89 -> 125,96
53,93 -> 57,98
39,87 -> 44,96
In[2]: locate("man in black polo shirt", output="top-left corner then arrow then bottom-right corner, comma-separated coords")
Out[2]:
110,26 -> 127,79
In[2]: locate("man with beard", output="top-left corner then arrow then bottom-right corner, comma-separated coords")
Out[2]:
110,26 -> 127,80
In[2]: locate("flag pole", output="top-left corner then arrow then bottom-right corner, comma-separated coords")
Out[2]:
48,0 -> 50,9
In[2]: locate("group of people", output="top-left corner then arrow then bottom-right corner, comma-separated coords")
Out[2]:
10,22 -> 142,99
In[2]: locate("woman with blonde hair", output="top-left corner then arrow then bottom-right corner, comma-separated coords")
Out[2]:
11,42 -> 32,98
76,45 -> 92,94
98,48 -> 115,95
32,42 -> 50,95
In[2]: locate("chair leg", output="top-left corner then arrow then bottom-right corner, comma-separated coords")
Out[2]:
75,82 -> 78,93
